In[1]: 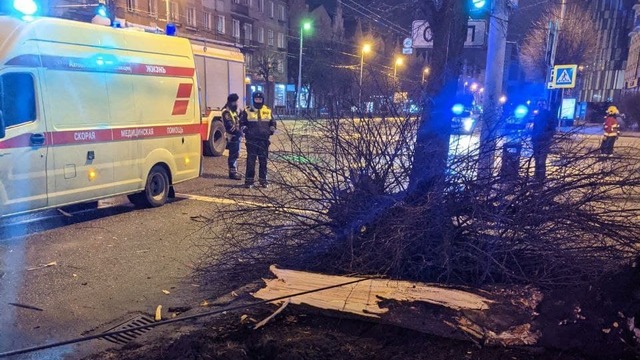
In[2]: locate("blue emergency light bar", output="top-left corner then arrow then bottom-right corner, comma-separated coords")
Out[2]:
13,0 -> 38,16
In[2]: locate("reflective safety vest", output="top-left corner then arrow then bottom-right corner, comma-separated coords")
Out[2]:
243,106 -> 275,140
245,106 -> 272,121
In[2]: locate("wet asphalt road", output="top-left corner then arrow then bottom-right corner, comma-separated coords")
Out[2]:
0,154 -> 255,360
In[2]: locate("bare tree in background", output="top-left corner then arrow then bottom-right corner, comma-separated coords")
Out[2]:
255,52 -> 280,107
520,3 -> 598,81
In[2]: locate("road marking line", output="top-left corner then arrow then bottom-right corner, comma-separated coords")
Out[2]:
176,193 -> 320,216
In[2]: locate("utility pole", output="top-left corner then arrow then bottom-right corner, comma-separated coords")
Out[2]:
478,0 -> 511,177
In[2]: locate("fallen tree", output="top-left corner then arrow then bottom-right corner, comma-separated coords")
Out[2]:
253,265 -> 542,347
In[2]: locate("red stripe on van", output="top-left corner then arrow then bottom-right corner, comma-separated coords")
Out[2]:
0,125 -> 202,149
5,55 -> 196,78
176,83 -> 193,99
172,100 -> 190,116
0,133 -> 35,149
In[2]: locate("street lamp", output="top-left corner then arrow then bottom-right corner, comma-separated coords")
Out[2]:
296,20 -> 312,114
393,57 -> 403,81
359,43 -> 372,108
422,67 -> 430,83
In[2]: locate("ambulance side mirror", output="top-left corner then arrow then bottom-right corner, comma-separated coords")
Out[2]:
0,112 -> 5,139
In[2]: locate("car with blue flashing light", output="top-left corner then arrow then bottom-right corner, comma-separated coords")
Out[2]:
451,103 -> 479,135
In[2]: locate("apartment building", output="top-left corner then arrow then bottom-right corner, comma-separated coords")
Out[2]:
46,0 -> 289,108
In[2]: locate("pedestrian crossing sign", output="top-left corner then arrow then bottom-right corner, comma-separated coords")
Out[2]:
551,64 -> 578,89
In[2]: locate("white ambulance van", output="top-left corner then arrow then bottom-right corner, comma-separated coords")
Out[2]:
0,16 -> 202,217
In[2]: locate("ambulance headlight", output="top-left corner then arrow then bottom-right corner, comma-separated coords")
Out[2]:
13,0 -> 38,16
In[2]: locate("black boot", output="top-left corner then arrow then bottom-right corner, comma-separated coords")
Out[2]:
229,172 -> 242,180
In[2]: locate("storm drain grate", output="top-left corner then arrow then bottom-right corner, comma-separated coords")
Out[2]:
101,314 -> 156,345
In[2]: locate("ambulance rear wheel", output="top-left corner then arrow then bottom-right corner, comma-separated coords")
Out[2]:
203,120 -> 226,157
128,166 -> 170,208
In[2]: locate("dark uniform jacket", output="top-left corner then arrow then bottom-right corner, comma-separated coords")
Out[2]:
241,106 -> 276,141
222,106 -> 242,140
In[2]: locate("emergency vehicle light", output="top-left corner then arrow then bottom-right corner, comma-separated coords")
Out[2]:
451,103 -> 465,115
13,0 -> 38,16
97,4 -> 108,17
514,105 -> 529,119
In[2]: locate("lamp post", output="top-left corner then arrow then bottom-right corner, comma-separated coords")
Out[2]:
296,21 -> 312,114
393,57 -> 403,81
359,43 -> 372,109
422,67 -> 430,84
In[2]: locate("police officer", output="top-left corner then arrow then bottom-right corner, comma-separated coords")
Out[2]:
222,93 -> 243,180
240,91 -> 276,188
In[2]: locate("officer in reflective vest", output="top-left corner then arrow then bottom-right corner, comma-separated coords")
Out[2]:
240,91 -> 276,188
222,93 -> 243,180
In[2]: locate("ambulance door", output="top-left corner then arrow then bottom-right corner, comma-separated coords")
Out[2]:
0,70 -> 49,216
106,72 -> 141,194
43,69 -> 115,207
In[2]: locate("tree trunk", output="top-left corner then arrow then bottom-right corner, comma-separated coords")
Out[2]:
253,266 -> 542,347
409,0 -> 469,196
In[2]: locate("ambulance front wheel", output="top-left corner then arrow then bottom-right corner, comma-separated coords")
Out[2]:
128,165 -> 170,208
203,120 -> 226,157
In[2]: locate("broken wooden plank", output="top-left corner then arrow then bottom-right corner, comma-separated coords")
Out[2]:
253,265 -> 542,347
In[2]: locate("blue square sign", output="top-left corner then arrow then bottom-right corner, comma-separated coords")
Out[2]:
552,64 -> 578,89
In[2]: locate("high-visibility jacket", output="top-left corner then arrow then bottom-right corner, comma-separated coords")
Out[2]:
604,116 -> 619,137
241,106 -> 276,141
222,106 -> 242,139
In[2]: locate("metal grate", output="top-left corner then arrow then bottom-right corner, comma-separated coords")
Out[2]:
101,314 -> 156,345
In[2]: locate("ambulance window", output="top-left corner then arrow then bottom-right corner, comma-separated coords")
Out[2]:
0,73 -> 36,127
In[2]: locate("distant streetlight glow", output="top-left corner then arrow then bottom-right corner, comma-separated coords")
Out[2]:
422,67 -> 430,83
499,95 -> 507,104
359,43 -> 372,108
296,20 -> 313,113
470,83 -> 479,92
393,57 -> 404,81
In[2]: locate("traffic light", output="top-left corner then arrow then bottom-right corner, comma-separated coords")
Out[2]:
469,0 -> 490,19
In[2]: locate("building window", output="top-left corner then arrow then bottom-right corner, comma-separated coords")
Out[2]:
170,1 -> 179,21
258,27 -> 264,43
244,23 -> 253,41
267,29 -> 274,46
277,59 -> 284,73
245,53 -> 253,68
278,4 -> 285,21
277,32 -> 285,48
0,73 -> 36,127
148,0 -> 157,16
203,12 -> 212,29
217,15 -> 226,34
126,0 -> 137,12
232,19 -> 241,39
233,0 -> 240,3
269,1 -> 275,18
187,7 -> 197,27
248,0 -> 253,8
258,0 -> 264,12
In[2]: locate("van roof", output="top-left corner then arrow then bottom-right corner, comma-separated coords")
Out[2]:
0,16 -> 193,59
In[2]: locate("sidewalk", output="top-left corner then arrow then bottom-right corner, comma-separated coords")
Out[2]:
558,124 -> 640,138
